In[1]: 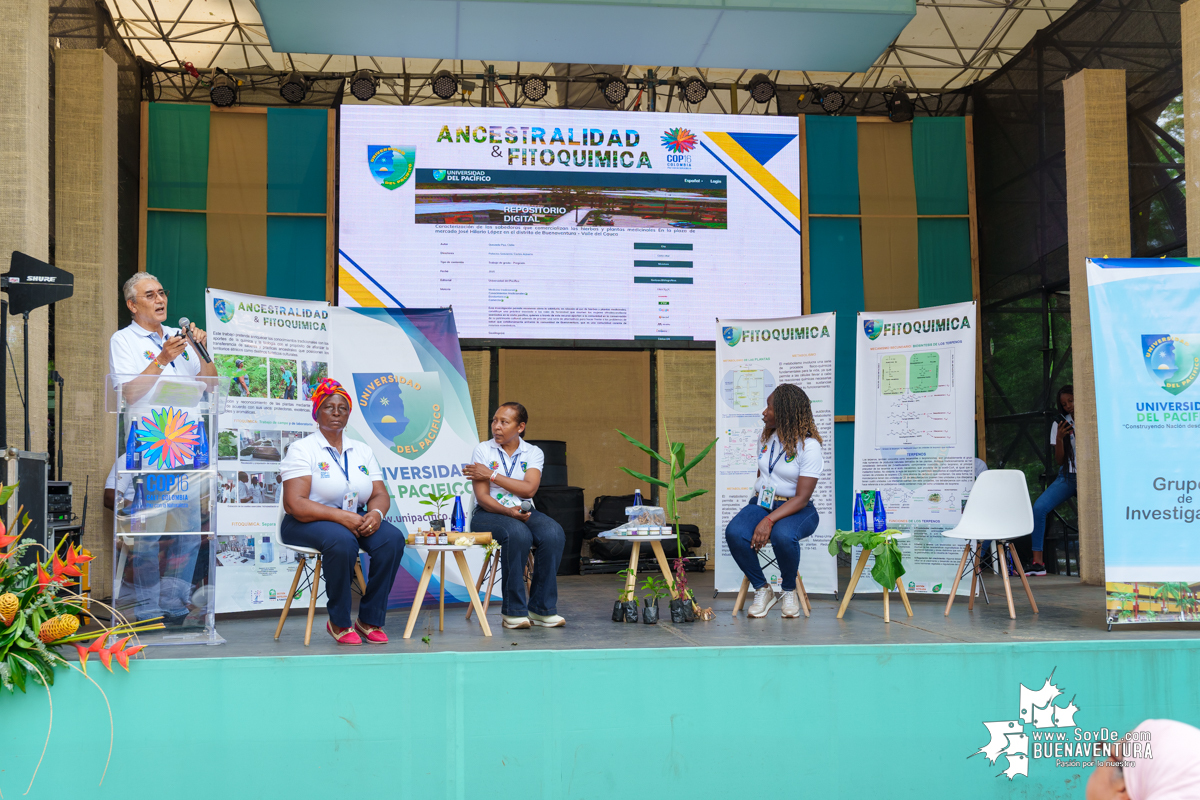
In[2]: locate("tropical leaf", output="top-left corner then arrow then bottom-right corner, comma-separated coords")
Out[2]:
676,438 -> 718,485
0,484 -> 16,506
616,429 -> 668,465
677,489 -> 708,503
870,539 -> 906,590
8,654 -> 26,692
619,467 -> 669,489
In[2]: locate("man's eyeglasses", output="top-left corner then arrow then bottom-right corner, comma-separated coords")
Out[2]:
140,289 -> 169,301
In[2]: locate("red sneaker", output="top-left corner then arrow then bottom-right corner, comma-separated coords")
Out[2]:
353,620 -> 388,644
326,621 -> 362,646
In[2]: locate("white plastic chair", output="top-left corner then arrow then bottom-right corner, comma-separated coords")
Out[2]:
942,469 -> 1038,620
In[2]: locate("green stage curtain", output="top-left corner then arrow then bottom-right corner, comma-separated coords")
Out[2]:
835,420 -> 854,531
917,218 -> 973,307
145,211 -> 207,326
267,108 -> 328,214
267,216 -> 326,301
147,104 -> 209,210
805,116 -> 859,215
809,217 -> 864,417
912,117 -> 968,216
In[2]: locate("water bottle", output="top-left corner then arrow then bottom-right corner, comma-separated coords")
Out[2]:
872,490 -> 888,533
451,495 -> 465,532
193,417 -> 209,469
633,490 -> 643,506
130,477 -> 147,533
853,491 -> 867,533
125,419 -> 140,470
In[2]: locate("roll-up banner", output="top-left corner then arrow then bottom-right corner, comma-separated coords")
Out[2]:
206,291 -> 486,613
714,314 -> 838,595
1087,258 -> 1200,626
851,302 -> 977,595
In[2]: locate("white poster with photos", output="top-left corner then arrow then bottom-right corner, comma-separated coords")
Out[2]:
206,289 -> 332,612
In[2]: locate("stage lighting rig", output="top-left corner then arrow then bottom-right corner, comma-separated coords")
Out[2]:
885,78 -> 914,122
279,71 -> 308,104
600,74 -> 629,105
814,85 -> 846,115
432,70 -> 459,99
748,74 -> 776,104
679,76 -> 708,104
521,74 -> 548,102
209,69 -> 237,107
349,69 -> 378,102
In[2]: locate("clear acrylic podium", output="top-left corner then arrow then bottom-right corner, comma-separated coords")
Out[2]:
107,373 -> 229,646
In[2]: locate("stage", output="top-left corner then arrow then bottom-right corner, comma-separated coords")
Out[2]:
4,569 -> 1199,800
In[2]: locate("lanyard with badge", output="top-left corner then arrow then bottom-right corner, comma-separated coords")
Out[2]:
326,447 -> 357,511
758,441 -> 786,509
494,448 -> 523,508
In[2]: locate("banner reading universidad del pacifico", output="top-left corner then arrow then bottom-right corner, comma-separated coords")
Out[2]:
1087,257 -> 1200,626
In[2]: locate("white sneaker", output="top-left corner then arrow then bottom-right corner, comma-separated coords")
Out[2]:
747,584 -> 778,618
529,612 -> 566,627
502,615 -> 531,629
780,590 -> 802,618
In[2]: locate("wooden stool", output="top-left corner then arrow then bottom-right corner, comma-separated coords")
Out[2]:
403,545 -> 492,638
835,545 -> 913,623
616,535 -> 681,602
466,547 -> 534,621
274,545 -> 368,646
732,573 -> 811,617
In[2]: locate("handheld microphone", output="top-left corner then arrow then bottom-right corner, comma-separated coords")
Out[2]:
520,499 -> 534,514
178,317 -> 212,363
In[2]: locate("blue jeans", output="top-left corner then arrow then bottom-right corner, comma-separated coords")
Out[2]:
1031,469 -> 1077,553
472,509 -> 564,617
280,512 -> 405,629
725,499 -> 819,591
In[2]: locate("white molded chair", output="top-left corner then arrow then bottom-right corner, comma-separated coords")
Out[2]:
273,503 -> 367,646
942,469 -> 1038,620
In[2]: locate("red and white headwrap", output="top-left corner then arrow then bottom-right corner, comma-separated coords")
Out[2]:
310,378 -> 352,421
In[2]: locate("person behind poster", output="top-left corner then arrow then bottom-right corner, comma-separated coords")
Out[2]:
724,384 -> 823,618
1027,385 -> 1076,577
279,379 -> 405,646
463,402 -> 566,630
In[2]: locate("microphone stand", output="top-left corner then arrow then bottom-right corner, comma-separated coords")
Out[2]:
22,310 -> 29,452
52,370 -> 64,480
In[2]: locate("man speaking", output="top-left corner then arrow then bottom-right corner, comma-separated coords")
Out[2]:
109,271 -> 217,382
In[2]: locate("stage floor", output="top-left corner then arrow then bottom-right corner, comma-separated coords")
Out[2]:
137,569 -> 1200,659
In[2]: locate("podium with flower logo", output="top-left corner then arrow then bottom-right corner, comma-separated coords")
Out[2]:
107,374 -> 228,646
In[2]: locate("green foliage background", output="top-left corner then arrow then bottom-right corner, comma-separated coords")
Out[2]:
217,430 -> 238,459
270,359 -> 298,399
215,354 -> 267,398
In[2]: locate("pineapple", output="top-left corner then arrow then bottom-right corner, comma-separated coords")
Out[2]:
0,592 -> 17,626
37,614 -> 80,643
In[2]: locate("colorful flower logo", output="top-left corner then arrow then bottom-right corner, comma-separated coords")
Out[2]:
489,460 -> 499,470
661,128 -> 698,154
144,350 -> 156,361
318,461 -> 331,472
135,407 -> 200,469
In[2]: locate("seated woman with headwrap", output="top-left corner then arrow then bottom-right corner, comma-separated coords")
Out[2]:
279,379 -> 405,646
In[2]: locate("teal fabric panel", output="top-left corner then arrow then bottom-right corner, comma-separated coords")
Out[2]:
267,216 -> 326,300
835,420 -> 854,531
805,116 -> 859,215
145,210 -> 207,326
267,107 -> 328,213
912,117 -> 968,216
917,218 -> 973,307
808,217 -> 864,416
147,103 -> 210,210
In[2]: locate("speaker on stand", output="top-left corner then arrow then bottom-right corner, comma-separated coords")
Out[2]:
526,439 -> 567,487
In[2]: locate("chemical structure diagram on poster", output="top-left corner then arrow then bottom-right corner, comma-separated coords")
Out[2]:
875,348 -> 957,447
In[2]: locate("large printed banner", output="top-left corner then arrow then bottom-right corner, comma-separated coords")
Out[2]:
1087,258 -> 1200,625
713,314 -> 837,595
206,291 -> 485,613
852,302 -> 977,595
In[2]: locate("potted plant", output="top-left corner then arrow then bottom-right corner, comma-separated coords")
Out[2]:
668,557 -> 697,622
617,425 -> 716,621
615,569 -> 638,622
827,526 -> 907,592
640,575 -> 668,624
419,491 -> 454,531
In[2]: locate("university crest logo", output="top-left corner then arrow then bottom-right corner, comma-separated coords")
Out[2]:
1142,334 -> 1200,395
368,146 -> 415,190
722,326 -> 741,347
863,319 -> 884,341
212,297 -> 235,324
352,372 -> 443,460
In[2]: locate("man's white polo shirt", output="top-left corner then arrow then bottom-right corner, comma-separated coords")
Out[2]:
470,437 -> 544,504
109,320 -> 202,382
279,432 -> 381,510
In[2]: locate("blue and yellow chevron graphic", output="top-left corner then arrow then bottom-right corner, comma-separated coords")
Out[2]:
702,131 -> 801,235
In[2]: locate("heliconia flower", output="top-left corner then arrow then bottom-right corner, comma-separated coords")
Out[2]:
65,545 -> 93,568
97,646 -> 113,672
74,643 -> 90,672
87,633 -> 108,654
53,554 -> 81,578
0,532 -> 17,549
35,562 -> 53,592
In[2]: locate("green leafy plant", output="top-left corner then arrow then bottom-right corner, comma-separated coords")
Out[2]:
617,426 -> 717,603
828,528 -> 906,591
616,569 -> 636,603
419,492 -> 454,525
640,575 -> 669,604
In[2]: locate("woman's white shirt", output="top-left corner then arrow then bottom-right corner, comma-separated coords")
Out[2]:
471,438 -> 544,505
279,431 -> 381,509
753,432 -> 823,498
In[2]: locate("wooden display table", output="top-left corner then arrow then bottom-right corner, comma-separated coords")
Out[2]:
403,544 -> 492,638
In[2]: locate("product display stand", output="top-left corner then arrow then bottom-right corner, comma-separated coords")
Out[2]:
598,531 -> 680,601
403,544 -> 491,638
835,531 -> 913,623
107,374 -> 228,646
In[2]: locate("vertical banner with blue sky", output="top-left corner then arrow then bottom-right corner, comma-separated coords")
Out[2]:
1087,258 -> 1200,625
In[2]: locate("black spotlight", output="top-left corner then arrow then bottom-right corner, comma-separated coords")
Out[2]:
814,85 -> 846,115
209,70 -> 237,107
679,76 -> 708,104
521,74 -> 548,102
748,73 -> 776,104
431,70 -> 458,100
885,79 -> 914,122
279,70 -> 308,104
349,69 -> 377,102
600,74 -> 629,105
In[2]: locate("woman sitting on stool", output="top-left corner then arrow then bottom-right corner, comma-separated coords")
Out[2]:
280,379 -> 405,646
725,383 -> 823,618
463,402 -> 566,630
